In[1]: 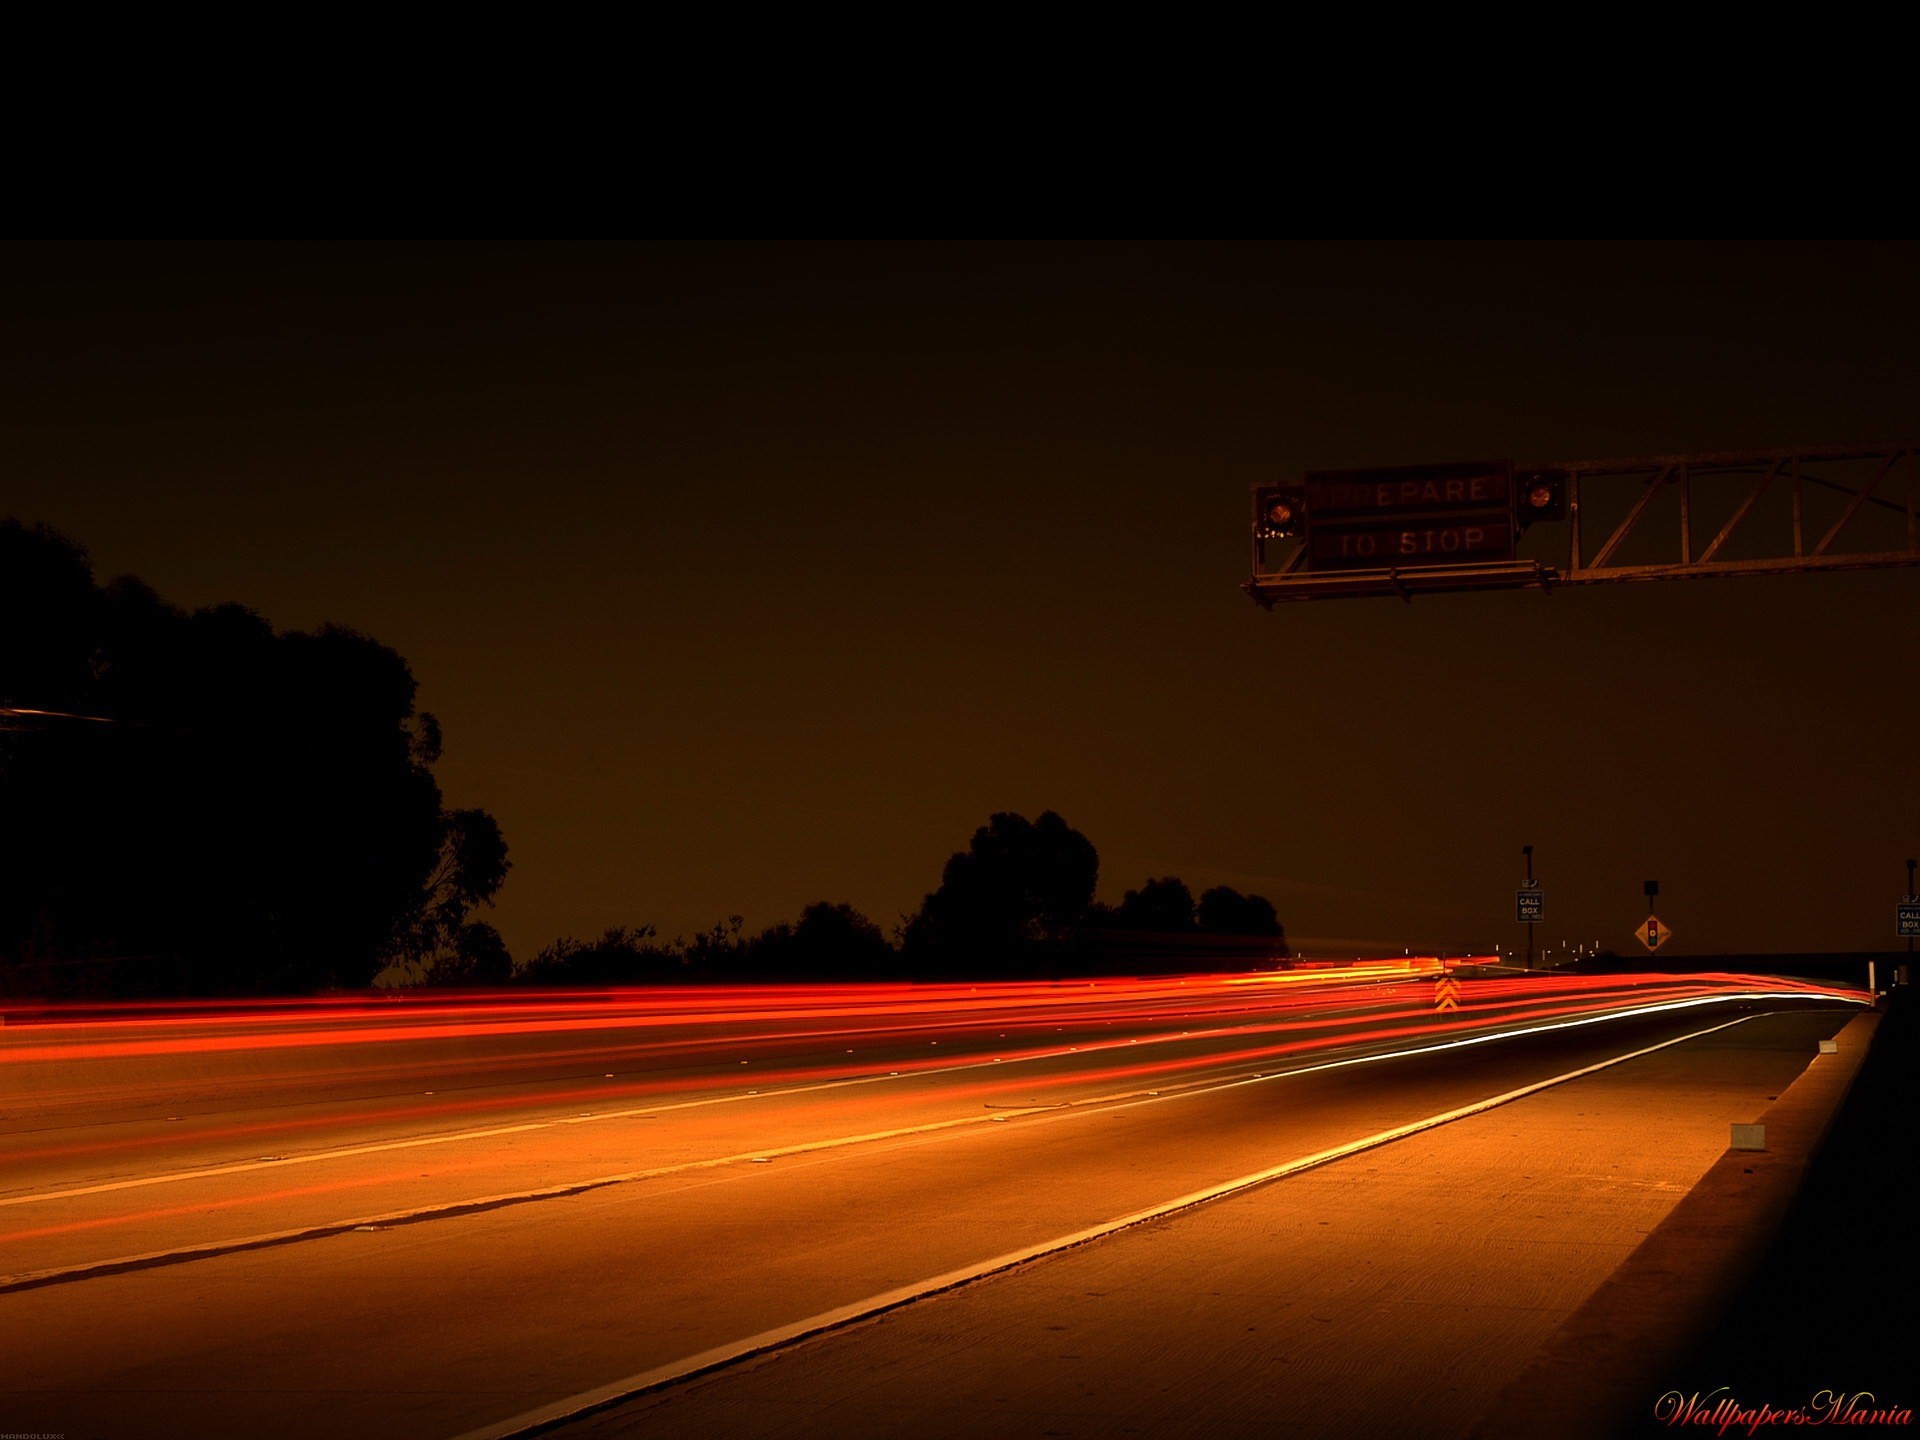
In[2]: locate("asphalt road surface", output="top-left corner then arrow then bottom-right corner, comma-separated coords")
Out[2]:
0,967 -> 1866,1439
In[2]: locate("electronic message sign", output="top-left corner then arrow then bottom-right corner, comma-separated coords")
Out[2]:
1301,460 -> 1516,571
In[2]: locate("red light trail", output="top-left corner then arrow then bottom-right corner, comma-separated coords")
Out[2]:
0,961 -> 1867,1344
2,964 -> 1861,1178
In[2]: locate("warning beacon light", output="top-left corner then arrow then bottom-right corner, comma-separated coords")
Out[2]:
1514,470 -> 1567,527
1254,485 -> 1307,539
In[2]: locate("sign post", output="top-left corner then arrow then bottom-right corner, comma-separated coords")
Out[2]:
1518,845 -> 1539,968
1897,860 -> 1918,991
1636,880 -> 1668,953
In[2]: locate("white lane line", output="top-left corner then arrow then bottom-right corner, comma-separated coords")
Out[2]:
0,987 -> 1842,1209
447,1014 -> 1765,1440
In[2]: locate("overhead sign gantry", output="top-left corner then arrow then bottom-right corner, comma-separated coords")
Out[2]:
1247,442 -> 1920,604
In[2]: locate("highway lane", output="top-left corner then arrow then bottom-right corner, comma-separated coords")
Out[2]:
2,968 -> 1464,1210
0,970 -> 1853,1284
553,1008 -> 1874,1440
0,971 -> 1864,1440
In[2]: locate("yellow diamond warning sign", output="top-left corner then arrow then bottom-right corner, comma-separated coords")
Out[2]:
1636,915 -> 1672,951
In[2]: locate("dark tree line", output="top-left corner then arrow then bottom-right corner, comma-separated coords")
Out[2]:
0,519 -> 507,996
513,903 -> 898,988
3,517 -> 1288,995
1090,876 -> 1284,939
898,812 -> 1286,979
522,812 -> 1288,987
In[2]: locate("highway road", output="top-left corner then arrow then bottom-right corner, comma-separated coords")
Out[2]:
0,965 -> 1868,1439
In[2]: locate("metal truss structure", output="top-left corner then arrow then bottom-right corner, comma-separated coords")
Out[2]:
1246,442 -> 1920,605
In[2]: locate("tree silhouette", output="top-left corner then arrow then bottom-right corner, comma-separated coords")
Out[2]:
748,902 -> 894,980
424,922 -> 515,986
1114,876 -> 1198,933
521,926 -> 679,986
0,520 -> 95,711
902,810 -> 1099,976
396,809 -> 512,981
0,518 -> 507,996
1197,885 -> 1288,950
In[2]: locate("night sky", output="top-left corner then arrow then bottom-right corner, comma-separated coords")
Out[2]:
5,241 -> 1915,961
